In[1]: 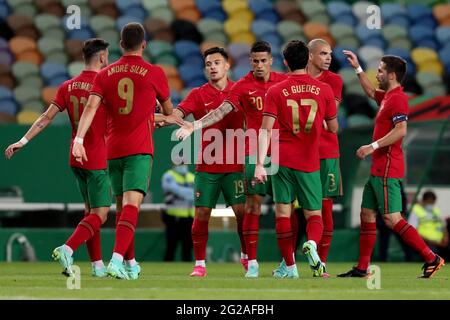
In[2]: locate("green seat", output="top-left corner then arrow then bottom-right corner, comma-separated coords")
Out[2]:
46,51 -> 69,64
35,14 -> 61,33
22,100 -> 45,113
68,61 -> 84,77
18,75 -> 43,88
97,29 -> 120,45
277,21 -> 303,41
12,3 -> 37,17
13,85 -> 41,106
198,19 -> 223,36
298,0 -> 326,18
147,40 -> 173,58
42,27 -> 66,41
330,23 -> 355,41
7,0 -> 30,7
339,67 -> 359,86
61,0 -> 88,6
345,83 -> 366,96
423,84 -> 446,97
204,31 -> 228,45
12,62 -> 39,79
52,111 -> 71,125
90,15 -> 115,34
150,7 -> 175,23
387,37 -> 412,51
38,37 -> 64,57
155,54 -> 178,67
382,24 -> 408,43
336,36 -> 360,49
307,13 -> 330,26
142,0 -> 169,12
416,72 -> 442,87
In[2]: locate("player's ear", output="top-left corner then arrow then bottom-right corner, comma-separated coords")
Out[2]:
142,40 -> 147,51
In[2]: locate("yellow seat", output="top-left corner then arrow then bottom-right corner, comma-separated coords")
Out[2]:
224,18 -> 251,37
17,110 -> 41,124
365,69 -> 378,88
418,60 -> 444,76
230,32 -> 257,46
411,47 -> 439,65
229,9 -> 254,25
223,0 -> 248,15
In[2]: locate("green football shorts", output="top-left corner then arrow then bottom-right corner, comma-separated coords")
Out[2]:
244,155 -> 273,196
361,175 -> 403,214
71,167 -> 112,208
320,158 -> 343,198
272,165 -> 322,211
194,171 -> 246,208
108,154 -> 153,196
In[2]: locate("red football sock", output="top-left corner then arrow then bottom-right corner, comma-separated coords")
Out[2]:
84,211 -> 102,262
116,210 -> 135,260
192,219 -> 209,261
290,209 -> 299,252
243,213 -> 260,260
66,213 -> 102,252
318,199 -> 333,263
113,205 -> 138,256
236,215 -> 246,255
276,217 -> 295,266
306,215 -> 323,245
357,221 -> 377,270
393,219 -> 435,263
115,210 -> 121,226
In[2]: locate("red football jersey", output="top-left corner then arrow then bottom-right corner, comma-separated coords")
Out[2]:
371,87 -> 409,178
263,74 -> 337,172
52,70 -> 107,170
316,70 -> 343,159
91,55 -> 170,159
177,81 -> 244,173
224,71 -> 287,156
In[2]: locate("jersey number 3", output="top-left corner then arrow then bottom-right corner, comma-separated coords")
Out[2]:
118,77 -> 134,115
287,98 -> 318,134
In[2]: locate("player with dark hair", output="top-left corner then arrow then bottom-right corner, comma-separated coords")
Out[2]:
255,40 -> 338,278
73,23 -> 179,279
5,38 -> 111,278
338,50 -> 444,278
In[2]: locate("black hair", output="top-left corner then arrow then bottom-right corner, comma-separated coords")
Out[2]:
250,41 -> 271,54
381,55 -> 407,84
203,47 -> 229,60
121,22 -> 145,51
282,40 -> 309,71
422,190 -> 436,202
82,38 -> 109,63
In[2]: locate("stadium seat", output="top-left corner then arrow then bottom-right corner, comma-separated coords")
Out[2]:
142,0 -> 169,12
13,85 -> 41,106
200,40 -> 225,54
327,1 -> 353,20
358,46 -> 383,70
436,26 -> 450,46
90,15 -> 115,34
174,40 -> 201,62
195,0 -> 222,15
223,0 -> 249,15
228,43 -> 251,63
277,20 -> 303,42
352,1 -> 375,22
197,18 -> 223,37
17,109 -> 41,124
40,62 -> 67,82
37,37 -> 64,57
9,36 -> 37,57
203,31 -> 228,45
275,0 -> 305,25
0,2 -> 11,20
381,3 -> 408,24
252,20 -> 276,38
68,61 -> 84,78
231,63 -> 250,81
230,32 -> 256,46
346,114 -> 373,128
0,85 -> 13,101
303,22 -> 328,41
411,47 -> 439,65
42,86 -> 58,105
0,50 -> 13,66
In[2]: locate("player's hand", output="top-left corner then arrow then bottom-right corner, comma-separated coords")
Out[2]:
356,144 -> 374,160
342,50 -> 360,69
72,142 -> 88,164
4,141 -> 24,159
164,114 -> 184,127
176,121 -> 194,140
254,164 -> 267,184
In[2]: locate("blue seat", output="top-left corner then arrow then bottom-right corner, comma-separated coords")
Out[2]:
186,77 -> 207,88
388,16 -> 410,29
116,15 -> 144,31
363,37 -> 386,50
416,39 -> 439,52
385,47 -> 411,60
183,54 -> 204,67
439,45 -> 450,65
0,86 -> 13,101
409,25 -> 435,44
116,0 -> 141,13
356,23 -> 381,41
174,40 -> 200,62
258,32 -> 282,49
327,1 -> 352,20
203,9 -> 227,22
232,63 -> 250,81
67,28 -> 95,40
228,43 -> 251,61
0,99 -> 17,115
195,0 -> 222,15
436,27 -> 450,46
333,46 -> 356,68
0,50 -> 13,66
48,75 -> 70,87
407,3 -> 432,21
381,3 -> 407,23
122,5 -> 147,22
0,2 -> 10,20
257,10 -> 279,24
170,90 -> 181,106
178,63 -> 204,84
0,37 -> 8,51
40,62 -> 68,83
334,13 -> 357,26
249,0 -> 274,16
252,20 -> 276,37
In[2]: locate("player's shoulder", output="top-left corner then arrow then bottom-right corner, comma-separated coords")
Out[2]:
271,71 -> 288,82
324,70 -> 342,80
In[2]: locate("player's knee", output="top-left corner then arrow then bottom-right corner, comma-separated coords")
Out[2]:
360,209 -> 376,223
195,207 -> 211,221
383,213 -> 402,229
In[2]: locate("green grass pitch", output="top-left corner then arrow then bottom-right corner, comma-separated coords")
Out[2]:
0,262 -> 448,300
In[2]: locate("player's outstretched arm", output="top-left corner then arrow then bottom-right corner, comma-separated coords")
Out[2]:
72,94 -> 101,164
4,104 -> 59,159
254,115 -> 275,183
176,101 -> 234,140
342,50 -> 376,100
356,121 -> 407,160
325,117 -> 339,133
154,109 -> 184,128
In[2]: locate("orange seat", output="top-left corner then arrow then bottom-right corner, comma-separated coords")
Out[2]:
433,3 -> 450,23
0,74 -> 15,89
42,87 -> 58,105
170,0 -> 195,13
16,50 -> 43,65
7,14 -> 33,33
303,22 -> 329,40
9,36 -> 37,57
275,1 -> 306,24
200,41 -> 226,54
160,64 -> 179,78
168,76 -> 184,93
176,7 -> 201,24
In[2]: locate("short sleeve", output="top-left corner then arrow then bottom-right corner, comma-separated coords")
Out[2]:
152,66 -> 170,102
374,89 -> 385,106
90,72 -> 104,99
262,87 -> 278,119
177,88 -> 198,117
323,84 -> 337,120
51,82 -> 67,111
390,94 -> 409,125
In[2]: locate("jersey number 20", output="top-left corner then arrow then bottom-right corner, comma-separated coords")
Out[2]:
287,98 -> 318,134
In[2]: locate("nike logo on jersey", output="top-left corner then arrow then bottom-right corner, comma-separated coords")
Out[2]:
249,90 -> 257,95
204,101 -> 213,106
